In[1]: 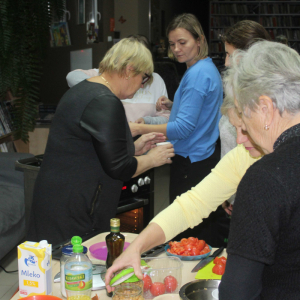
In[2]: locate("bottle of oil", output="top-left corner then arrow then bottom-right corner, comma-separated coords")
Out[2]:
106,218 -> 125,269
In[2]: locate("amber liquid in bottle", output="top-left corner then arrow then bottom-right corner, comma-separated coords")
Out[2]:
106,218 -> 125,269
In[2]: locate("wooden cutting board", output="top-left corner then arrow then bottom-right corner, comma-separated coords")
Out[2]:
194,260 -> 222,280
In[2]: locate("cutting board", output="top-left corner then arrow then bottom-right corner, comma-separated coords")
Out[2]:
194,260 -> 222,280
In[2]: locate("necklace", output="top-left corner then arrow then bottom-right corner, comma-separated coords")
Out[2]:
100,76 -> 115,94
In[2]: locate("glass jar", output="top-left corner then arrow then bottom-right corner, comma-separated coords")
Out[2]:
60,244 -> 88,298
113,284 -> 143,300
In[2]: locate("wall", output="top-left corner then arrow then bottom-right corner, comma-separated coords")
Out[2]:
114,0 -> 149,38
39,0 -> 114,104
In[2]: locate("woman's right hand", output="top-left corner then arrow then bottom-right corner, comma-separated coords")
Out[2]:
147,143 -> 175,167
156,96 -> 173,111
105,244 -> 143,293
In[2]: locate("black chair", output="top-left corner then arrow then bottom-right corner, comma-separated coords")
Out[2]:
154,61 -> 180,101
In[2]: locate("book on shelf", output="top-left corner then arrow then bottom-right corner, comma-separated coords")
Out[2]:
0,143 -> 8,152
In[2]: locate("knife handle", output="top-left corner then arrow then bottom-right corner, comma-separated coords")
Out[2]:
210,246 -> 224,258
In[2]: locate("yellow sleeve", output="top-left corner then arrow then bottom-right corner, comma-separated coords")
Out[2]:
150,144 -> 261,242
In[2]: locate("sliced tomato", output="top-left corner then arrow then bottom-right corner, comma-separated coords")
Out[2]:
180,238 -> 189,246
187,237 -> 198,244
197,240 -> 205,251
212,263 -> 225,275
218,256 -> 227,265
191,247 -> 200,256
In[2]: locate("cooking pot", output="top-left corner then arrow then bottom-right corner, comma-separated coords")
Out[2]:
179,279 -> 220,300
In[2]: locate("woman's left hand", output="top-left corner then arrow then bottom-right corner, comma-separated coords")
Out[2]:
134,132 -> 166,155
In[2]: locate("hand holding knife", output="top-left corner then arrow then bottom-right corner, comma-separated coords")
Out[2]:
191,246 -> 224,272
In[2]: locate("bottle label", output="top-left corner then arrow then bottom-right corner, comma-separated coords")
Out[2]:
111,226 -> 120,233
65,263 -> 92,291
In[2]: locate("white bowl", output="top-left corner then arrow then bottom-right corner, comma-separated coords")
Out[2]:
153,294 -> 180,300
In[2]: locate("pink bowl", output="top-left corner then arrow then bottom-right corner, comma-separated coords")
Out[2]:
89,241 -> 130,260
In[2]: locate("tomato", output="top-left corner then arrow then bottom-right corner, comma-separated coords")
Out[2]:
150,282 -> 166,296
184,243 -> 193,252
164,275 -> 178,293
191,247 -> 201,256
213,257 -> 220,264
197,240 -> 205,251
143,274 -> 152,292
212,263 -> 225,275
180,238 -> 189,246
218,256 -> 227,265
187,237 -> 198,244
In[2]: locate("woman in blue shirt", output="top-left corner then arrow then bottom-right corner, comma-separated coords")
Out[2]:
129,14 -> 225,245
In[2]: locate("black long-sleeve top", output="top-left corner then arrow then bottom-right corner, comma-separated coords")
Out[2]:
219,124 -> 300,300
27,81 -> 137,245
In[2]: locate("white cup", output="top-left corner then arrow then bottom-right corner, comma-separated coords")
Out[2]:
156,141 -> 172,159
156,141 -> 171,146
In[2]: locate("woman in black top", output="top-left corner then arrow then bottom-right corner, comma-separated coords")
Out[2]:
219,41 -> 300,299
27,37 -> 174,246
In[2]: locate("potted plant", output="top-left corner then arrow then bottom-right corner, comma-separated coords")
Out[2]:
0,0 -> 64,142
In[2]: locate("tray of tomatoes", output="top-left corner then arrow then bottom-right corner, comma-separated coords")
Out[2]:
165,237 -> 212,261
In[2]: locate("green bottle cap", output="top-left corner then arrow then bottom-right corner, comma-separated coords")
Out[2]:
109,260 -> 149,286
71,236 -> 83,253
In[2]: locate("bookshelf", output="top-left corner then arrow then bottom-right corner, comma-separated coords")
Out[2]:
209,1 -> 300,60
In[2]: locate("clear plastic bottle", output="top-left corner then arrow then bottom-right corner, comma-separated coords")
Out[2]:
65,236 -> 93,300
60,244 -> 88,298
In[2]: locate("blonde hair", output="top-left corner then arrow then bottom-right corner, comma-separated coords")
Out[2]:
99,37 -> 153,83
166,13 -> 208,61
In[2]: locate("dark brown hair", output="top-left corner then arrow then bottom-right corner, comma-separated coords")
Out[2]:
221,20 -> 271,50
166,13 -> 208,61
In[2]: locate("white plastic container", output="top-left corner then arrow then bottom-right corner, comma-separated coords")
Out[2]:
18,240 -> 52,298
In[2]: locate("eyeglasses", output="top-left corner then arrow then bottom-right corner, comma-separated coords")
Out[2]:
142,73 -> 151,85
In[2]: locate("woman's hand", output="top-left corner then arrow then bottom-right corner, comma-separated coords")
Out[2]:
156,96 -> 173,111
222,200 -> 233,216
135,117 -> 145,124
146,143 -> 175,167
105,244 -> 143,293
129,122 -> 141,137
134,133 -> 166,156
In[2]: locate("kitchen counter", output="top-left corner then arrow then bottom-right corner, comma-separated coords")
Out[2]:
11,232 -> 226,300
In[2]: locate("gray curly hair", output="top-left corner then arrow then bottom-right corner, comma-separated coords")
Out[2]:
222,40 -> 300,117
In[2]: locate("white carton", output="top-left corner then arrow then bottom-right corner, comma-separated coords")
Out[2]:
18,240 -> 52,298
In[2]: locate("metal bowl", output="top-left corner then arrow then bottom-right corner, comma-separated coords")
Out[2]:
179,279 -> 220,300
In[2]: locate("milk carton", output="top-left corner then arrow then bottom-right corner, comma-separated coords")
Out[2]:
18,240 -> 52,298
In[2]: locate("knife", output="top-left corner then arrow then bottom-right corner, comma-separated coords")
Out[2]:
191,246 -> 224,272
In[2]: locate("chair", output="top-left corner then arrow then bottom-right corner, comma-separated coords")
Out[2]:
0,152 -> 34,260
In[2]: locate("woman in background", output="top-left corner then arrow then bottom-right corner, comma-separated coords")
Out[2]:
66,35 -> 171,125
27,37 -> 174,246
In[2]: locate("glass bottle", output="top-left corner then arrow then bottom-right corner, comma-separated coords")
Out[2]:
106,218 -> 125,269
64,236 -> 93,300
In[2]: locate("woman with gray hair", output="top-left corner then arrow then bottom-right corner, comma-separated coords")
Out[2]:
27,37 -> 174,246
219,40 -> 300,299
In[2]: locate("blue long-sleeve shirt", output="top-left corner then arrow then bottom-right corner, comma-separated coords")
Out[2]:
167,57 -> 223,163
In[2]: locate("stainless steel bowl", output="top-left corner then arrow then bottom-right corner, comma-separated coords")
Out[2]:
179,279 -> 220,300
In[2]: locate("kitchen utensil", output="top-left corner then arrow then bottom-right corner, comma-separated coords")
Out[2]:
141,242 -> 169,258
89,241 -> 130,260
191,247 -> 224,272
165,244 -> 212,261
179,279 -> 220,300
194,260 -> 222,280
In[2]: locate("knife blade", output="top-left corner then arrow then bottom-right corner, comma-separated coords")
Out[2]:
191,246 -> 224,272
